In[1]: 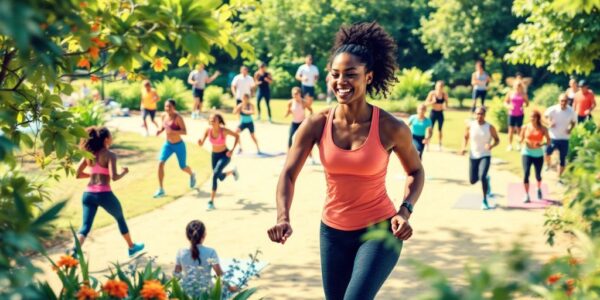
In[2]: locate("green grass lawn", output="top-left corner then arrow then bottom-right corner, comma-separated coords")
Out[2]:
49,131 -> 211,231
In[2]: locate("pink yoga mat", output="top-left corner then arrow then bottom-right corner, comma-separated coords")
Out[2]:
506,183 -> 561,209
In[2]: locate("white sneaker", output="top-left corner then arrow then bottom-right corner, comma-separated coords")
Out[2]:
506,144 -> 513,151
516,144 -> 521,151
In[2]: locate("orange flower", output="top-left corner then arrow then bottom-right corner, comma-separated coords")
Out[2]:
77,57 -> 91,70
90,75 -> 100,83
566,279 -> 575,296
568,257 -> 581,266
76,285 -> 99,300
79,2 -> 88,8
91,37 -> 106,48
547,273 -> 562,285
91,22 -> 100,32
89,47 -> 100,60
55,255 -> 79,270
103,279 -> 128,298
140,280 -> 167,300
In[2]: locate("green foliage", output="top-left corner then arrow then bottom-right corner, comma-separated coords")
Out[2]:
69,100 -> 107,128
204,86 -> 226,110
419,0 -> 519,65
533,84 -> 563,108
269,64 -> 298,99
507,0 -> 600,74
489,97 -> 509,133
450,85 -> 472,108
105,81 -> 142,111
155,77 -> 190,112
391,68 -> 433,101
401,96 -> 420,115
0,170 -> 66,299
567,121 -> 597,162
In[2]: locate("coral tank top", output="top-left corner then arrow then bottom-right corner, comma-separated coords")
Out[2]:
318,106 -> 397,231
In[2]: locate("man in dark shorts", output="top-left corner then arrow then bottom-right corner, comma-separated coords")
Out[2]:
544,94 -> 577,177
187,64 -> 219,119
295,55 -> 319,107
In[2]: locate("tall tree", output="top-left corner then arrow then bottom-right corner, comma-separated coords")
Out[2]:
419,0 -> 520,66
506,0 -> 600,74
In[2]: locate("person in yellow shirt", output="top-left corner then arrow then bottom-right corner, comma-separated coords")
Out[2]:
141,80 -> 160,136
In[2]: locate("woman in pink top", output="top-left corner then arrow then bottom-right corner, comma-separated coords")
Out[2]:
198,113 -> 240,210
73,127 -> 144,258
267,23 -> 424,300
504,81 -> 529,151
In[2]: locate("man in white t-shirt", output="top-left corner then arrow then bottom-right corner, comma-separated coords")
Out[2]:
231,66 -> 255,105
188,64 -> 220,118
544,93 -> 577,177
295,55 -> 319,106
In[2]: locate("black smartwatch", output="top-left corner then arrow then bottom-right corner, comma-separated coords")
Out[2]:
400,202 -> 413,214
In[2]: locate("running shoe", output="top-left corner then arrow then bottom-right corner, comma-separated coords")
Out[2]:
523,194 -> 531,203
537,188 -> 543,200
128,243 -> 145,258
481,199 -> 493,210
207,201 -> 216,211
516,144 -> 521,151
237,148 -> 243,154
232,167 -> 239,181
506,144 -> 513,151
153,188 -> 165,198
190,173 -> 197,188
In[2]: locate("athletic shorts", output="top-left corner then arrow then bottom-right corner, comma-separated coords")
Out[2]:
508,115 -> 524,127
158,141 -> 187,169
301,85 -> 316,98
193,88 -> 204,100
238,122 -> 255,133
142,109 -> 156,121
545,139 -> 569,167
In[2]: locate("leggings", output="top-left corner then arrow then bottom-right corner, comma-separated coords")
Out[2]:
211,150 -> 231,191
471,89 -> 487,112
256,88 -> 272,119
289,122 -> 302,148
412,135 -> 425,159
79,192 -> 129,237
429,110 -> 444,131
522,155 -> 543,184
320,221 -> 401,300
469,156 -> 491,196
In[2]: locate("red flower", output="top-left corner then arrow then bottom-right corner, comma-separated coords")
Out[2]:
91,22 -> 100,32
547,273 -> 562,285
90,75 -> 100,83
565,279 -> 575,296
91,37 -> 107,48
77,57 -> 91,70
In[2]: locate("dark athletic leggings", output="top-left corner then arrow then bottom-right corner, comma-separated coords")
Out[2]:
289,121 -> 302,148
469,156 -> 491,196
522,155 -> 543,184
211,150 -> 231,191
320,221 -> 401,300
80,192 -> 129,237
256,88 -> 271,119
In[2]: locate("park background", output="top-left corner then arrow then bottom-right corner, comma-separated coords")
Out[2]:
1,0 -> 600,299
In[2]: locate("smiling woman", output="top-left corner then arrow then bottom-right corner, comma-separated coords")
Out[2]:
267,22 -> 425,300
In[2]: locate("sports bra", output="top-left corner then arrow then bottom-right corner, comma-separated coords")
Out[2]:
209,128 -> 226,146
434,93 -> 445,104
166,116 -> 181,130
87,154 -> 111,192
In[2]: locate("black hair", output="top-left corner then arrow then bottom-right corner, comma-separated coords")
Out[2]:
81,127 -> 110,154
212,113 -> 225,126
330,22 -> 398,97
186,220 -> 206,263
515,72 -> 523,77
476,58 -> 486,70
166,99 -> 176,108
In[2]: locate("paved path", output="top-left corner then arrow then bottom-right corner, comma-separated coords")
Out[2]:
38,114 -> 566,299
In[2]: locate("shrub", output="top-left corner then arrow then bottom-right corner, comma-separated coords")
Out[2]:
400,96 -> 419,115
270,66 -> 297,99
489,97 -> 508,133
391,68 -> 432,101
204,86 -> 225,109
69,100 -> 107,127
533,83 -> 562,108
567,120 -> 597,162
105,81 -> 142,111
155,77 -> 190,111
450,85 -> 472,108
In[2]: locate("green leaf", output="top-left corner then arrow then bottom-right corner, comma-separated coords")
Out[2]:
31,201 -> 66,229
177,57 -> 188,67
232,287 -> 258,300
182,33 -> 209,54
